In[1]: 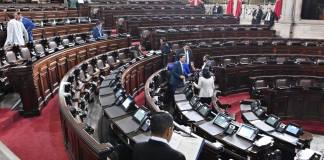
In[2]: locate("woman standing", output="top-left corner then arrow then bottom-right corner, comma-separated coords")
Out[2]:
193,69 -> 215,105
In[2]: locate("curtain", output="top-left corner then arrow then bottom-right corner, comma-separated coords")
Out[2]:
274,0 -> 282,19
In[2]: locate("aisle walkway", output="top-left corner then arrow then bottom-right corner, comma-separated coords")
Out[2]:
0,95 -> 69,160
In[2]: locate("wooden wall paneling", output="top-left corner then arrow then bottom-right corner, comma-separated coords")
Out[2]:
39,65 -> 52,103
33,28 -> 44,40
33,72 -> 44,108
57,26 -> 68,37
144,62 -> 153,80
79,24 -> 93,33
68,26 -> 79,35
98,44 -> 108,54
57,56 -> 68,79
302,92 -> 322,120
48,61 -> 60,94
44,27 -> 56,38
87,46 -> 97,58
124,74 -> 131,95
67,10 -> 79,17
0,12 -> 6,22
45,11 -> 57,19
77,48 -> 87,64
67,51 -> 77,70
137,65 -> 145,88
130,69 -> 138,95
31,12 -> 45,20
56,11 -> 68,19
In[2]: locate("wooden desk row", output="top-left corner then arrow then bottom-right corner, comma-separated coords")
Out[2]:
7,37 -> 130,116
98,6 -> 205,29
91,0 -> 184,5
33,23 -> 95,40
249,75 -> 324,122
139,24 -> 275,49
169,38 -> 324,68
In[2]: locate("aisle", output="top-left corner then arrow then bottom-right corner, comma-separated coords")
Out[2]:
0,95 -> 69,160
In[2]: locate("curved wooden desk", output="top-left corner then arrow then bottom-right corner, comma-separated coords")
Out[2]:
8,37 -> 130,116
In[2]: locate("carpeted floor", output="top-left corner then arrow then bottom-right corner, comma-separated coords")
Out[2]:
0,95 -> 69,160
219,92 -> 250,123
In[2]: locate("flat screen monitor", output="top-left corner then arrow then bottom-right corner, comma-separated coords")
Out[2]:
121,96 -> 134,111
190,96 -> 199,106
285,124 -> 302,137
133,108 -> 147,124
115,88 -> 124,98
197,104 -> 210,117
254,108 -> 265,117
213,113 -> 230,129
194,101 -> 203,110
265,115 -> 280,127
236,124 -> 258,141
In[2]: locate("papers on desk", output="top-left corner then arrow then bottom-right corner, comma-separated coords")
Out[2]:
169,132 -> 204,160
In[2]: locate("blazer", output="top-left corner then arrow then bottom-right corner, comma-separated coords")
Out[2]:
21,17 -> 35,42
213,6 -> 223,14
169,61 -> 190,91
133,139 -> 185,160
262,11 -> 277,27
252,9 -> 263,24
92,26 -> 104,39
175,48 -> 193,65
194,76 -> 215,98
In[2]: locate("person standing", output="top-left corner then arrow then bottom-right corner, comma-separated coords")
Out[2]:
160,37 -> 171,67
176,45 -> 195,71
4,12 -> 28,48
17,12 -> 35,43
263,8 -> 277,28
170,54 -> 190,92
213,3 -> 223,15
132,112 -> 185,160
252,5 -> 263,25
193,69 -> 215,105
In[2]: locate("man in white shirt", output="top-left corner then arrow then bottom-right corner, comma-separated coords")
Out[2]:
4,12 -> 28,48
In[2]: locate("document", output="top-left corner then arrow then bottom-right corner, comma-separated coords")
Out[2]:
169,132 -> 204,160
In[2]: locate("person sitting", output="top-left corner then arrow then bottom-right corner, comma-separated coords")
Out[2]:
92,21 -> 105,39
170,54 -> 190,92
4,12 -> 29,49
132,112 -> 185,160
116,18 -> 126,34
193,69 -> 215,105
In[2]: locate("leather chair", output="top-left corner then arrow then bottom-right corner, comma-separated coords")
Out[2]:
20,47 -> 32,61
223,58 -> 235,67
254,57 -> 267,64
316,59 -> 324,65
5,51 -> 17,64
255,80 -> 268,90
276,57 -> 286,64
87,64 -> 100,77
97,59 -> 110,75
34,44 -> 46,57
275,79 -> 290,89
239,57 -> 250,65
298,79 -> 312,90
107,55 -> 120,68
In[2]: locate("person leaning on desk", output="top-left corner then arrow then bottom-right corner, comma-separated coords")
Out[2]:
132,112 -> 186,160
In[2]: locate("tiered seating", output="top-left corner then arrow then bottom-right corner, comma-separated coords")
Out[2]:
139,24 -> 275,49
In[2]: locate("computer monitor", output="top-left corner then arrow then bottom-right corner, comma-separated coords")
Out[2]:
197,104 -> 211,117
285,123 -> 302,137
133,108 -> 148,124
190,96 -> 199,106
121,96 -> 134,111
265,115 -> 280,127
254,107 -> 265,118
236,124 -> 258,141
213,113 -> 231,129
115,88 -> 124,98
194,101 -> 203,110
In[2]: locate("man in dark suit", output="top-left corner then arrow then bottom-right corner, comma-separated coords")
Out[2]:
170,54 -> 190,92
252,5 -> 263,25
213,3 -> 223,15
201,54 -> 215,71
263,8 -> 277,28
160,37 -> 172,67
176,45 -> 195,71
132,112 -> 185,160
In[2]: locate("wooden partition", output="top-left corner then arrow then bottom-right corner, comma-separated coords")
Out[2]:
7,38 -> 130,116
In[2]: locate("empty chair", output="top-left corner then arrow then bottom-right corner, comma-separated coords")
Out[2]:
254,80 -> 268,90
87,64 -> 100,77
79,70 -> 91,83
316,59 -> 324,65
6,51 -> 17,64
75,37 -> 85,45
276,57 -> 286,64
34,44 -> 46,57
107,56 -> 120,68
62,39 -> 70,47
254,57 -> 267,64
48,41 -> 58,50
298,79 -> 312,90
20,47 -> 32,60
223,58 -> 235,67
275,79 -> 290,89
118,52 -> 131,63
239,57 -> 250,65
97,59 -> 110,75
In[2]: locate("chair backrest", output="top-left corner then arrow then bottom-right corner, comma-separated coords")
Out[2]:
118,52 -> 126,60
79,70 -> 87,81
48,41 -> 57,49
107,56 -> 115,65
35,44 -> 45,54
276,79 -> 288,88
255,80 -> 266,89
62,39 -> 70,46
223,58 -> 232,66
317,59 -> 324,65
87,64 -> 94,75
6,51 -> 17,63
240,57 -> 250,64
298,79 -> 312,90
276,57 -> 286,64
97,59 -> 105,69
256,57 -> 267,63
20,47 -> 31,60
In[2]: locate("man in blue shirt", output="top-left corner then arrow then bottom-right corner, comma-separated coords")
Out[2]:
17,12 -> 35,43
92,21 -> 104,39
